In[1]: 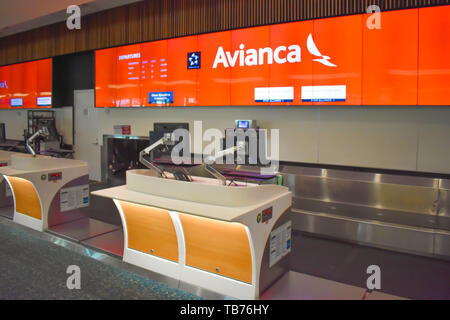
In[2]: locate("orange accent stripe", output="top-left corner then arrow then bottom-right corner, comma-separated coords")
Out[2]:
179,213 -> 253,284
119,200 -> 179,263
6,176 -> 42,220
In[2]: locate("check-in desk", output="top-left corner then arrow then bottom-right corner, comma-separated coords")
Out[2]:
0,153 -> 89,232
0,151 -> 20,210
0,150 -> 19,167
92,169 -> 292,299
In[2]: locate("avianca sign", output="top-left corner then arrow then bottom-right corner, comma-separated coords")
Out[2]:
213,33 -> 336,68
213,44 -> 301,68
0,81 -> 7,89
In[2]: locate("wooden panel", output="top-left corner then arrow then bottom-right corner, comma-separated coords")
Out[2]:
119,200 -> 179,262
6,176 -> 42,220
179,213 -> 252,284
0,0 -> 448,66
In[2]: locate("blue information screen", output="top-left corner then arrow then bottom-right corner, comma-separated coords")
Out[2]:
149,92 -> 174,104
10,98 -> 23,107
237,121 -> 250,129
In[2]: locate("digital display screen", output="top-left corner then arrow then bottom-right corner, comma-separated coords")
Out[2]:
48,172 -> 62,181
149,92 -> 174,104
237,121 -> 250,129
95,5 -> 449,107
0,58 -> 52,109
37,96 -> 52,106
10,98 -> 23,107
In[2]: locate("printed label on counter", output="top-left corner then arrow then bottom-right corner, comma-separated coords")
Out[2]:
269,221 -> 292,268
60,184 -> 90,212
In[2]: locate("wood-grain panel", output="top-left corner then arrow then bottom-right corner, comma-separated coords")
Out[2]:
0,0 -> 448,65
6,176 -> 42,220
179,213 -> 253,284
119,200 -> 179,263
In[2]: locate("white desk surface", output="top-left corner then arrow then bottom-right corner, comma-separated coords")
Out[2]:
0,158 -> 87,176
0,166 -> 24,176
92,185 -> 285,222
0,151 -> 19,163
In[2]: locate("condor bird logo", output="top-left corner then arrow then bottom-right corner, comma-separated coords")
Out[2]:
307,33 -> 337,67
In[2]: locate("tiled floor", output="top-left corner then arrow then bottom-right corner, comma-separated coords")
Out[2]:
0,217 -> 201,300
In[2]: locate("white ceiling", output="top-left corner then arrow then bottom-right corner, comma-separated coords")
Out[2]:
0,0 -> 143,38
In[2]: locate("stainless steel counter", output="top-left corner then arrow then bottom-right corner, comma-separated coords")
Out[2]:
280,164 -> 450,259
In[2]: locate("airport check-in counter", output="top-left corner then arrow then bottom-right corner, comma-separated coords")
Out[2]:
92,169 -> 292,299
0,150 -> 18,167
0,151 -> 20,209
0,153 -> 89,231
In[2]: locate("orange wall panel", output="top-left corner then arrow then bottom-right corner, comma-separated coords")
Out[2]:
95,47 -> 118,108
312,15 -> 363,105
167,36 -> 199,106
93,6 -> 450,107
0,58 -> 52,109
116,44 -> 142,107
230,26 -> 270,106
23,61 -> 38,107
198,31 -> 232,106
269,20 -> 313,106
418,5 -> 450,105
363,9 -> 419,105
36,59 -> 52,107
140,40 -> 169,107
0,65 -> 8,107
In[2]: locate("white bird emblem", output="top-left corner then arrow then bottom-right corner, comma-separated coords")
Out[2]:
307,33 -> 337,67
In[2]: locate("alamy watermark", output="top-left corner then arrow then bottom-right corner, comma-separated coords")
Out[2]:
66,265 -> 81,290
366,5 -> 382,30
167,121 -> 280,175
67,5 -> 81,30
366,265 -> 381,290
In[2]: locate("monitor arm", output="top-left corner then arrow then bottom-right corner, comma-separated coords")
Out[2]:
139,132 -> 177,178
203,141 -> 245,186
140,135 -> 244,185
26,127 -> 49,157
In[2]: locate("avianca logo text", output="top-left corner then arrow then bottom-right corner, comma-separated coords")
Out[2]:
213,44 -> 301,68
212,33 -> 336,68
0,80 -> 7,89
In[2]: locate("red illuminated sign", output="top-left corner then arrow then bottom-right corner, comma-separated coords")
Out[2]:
0,58 -> 52,109
95,5 -> 450,107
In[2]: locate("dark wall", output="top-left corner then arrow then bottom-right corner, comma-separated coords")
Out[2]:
52,51 -> 94,108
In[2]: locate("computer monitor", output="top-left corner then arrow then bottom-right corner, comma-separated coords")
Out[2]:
151,123 -> 189,136
224,128 -> 268,165
0,123 -> 5,142
149,123 -> 190,162
36,118 -> 59,141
